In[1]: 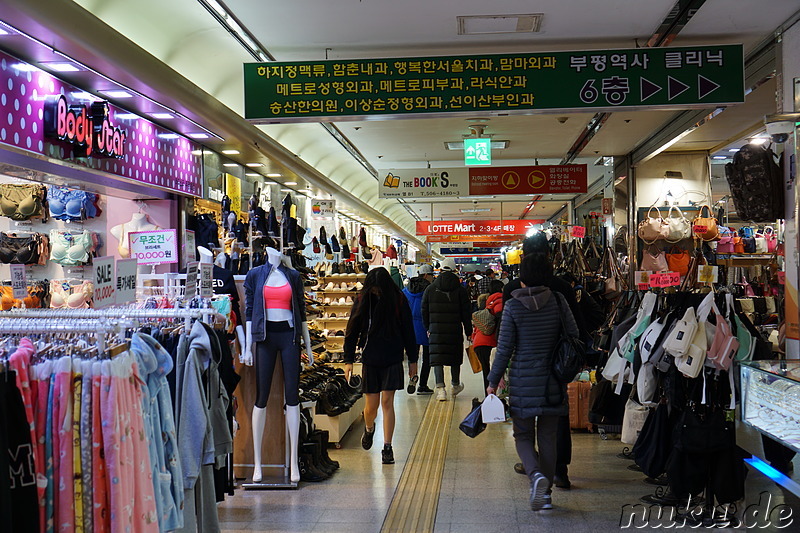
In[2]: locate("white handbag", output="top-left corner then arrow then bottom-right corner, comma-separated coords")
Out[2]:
663,307 -> 698,358
665,205 -> 692,242
637,362 -> 659,407
754,232 -> 768,253
639,319 -> 666,364
676,320 -> 707,378
621,399 -> 651,445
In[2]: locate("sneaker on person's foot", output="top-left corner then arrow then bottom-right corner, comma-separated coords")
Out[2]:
381,445 -> 394,464
417,386 -> 434,395
530,473 -> 548,511
361,427 -> 375,450
451,383 -> 464,397
435,386 -> 447,401
514,462 -> 526,475
407,375 -> 419,394
541,495 -> 553,510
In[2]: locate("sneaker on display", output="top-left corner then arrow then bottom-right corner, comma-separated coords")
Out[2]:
451,383 -> 464,397
345,296 -> 353,304
325,282 -> 336,290
436,387 -> 447,401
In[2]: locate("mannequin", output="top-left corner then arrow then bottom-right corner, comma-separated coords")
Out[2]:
110,211 -> 159,258
243,247 -> 313,483
198,246 -> 246,350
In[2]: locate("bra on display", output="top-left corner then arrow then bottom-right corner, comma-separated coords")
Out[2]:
48,186 -> 100,221
0,232 -> 47,265
50,279 -> 93,308
0,282 -> 47,310
49,229 -> 96,266
0,183 -> 47,221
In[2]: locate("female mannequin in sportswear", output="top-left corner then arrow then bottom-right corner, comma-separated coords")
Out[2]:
242,246 -> 313,483
110,212 -> 159,258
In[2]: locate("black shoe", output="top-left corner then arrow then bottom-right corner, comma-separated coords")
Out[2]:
407,375 -> 419,394
514,462 -> 526,475
417,386 -> 434,395
553,475 -> 571,489
362,427 -> 375,450
382,445 -> 395,464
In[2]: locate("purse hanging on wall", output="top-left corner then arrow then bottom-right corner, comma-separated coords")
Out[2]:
692,204 -> 719,241
638,206 -> 670,244
665,205 -> 692,242
640,245 -> 668,272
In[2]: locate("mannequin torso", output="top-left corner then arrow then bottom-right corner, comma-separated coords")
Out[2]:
110,212 -> 159,258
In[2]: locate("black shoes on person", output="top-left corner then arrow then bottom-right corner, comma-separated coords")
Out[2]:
362,427 -> 375,450
382,444 -> 395,464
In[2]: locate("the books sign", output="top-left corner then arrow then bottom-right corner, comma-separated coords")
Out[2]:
129,229 -> 178,265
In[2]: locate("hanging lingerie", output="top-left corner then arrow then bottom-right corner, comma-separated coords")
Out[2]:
0,232 -> 48,265
0,283 -> 47,310
49,230 -> 96,266
0,183 -> 48,221
50,280 -> 94,309
48,186 -> 100,222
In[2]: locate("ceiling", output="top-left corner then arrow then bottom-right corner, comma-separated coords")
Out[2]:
0,0 -> 798,246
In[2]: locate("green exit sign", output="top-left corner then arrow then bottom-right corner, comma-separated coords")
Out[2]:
464,138 -> 491,166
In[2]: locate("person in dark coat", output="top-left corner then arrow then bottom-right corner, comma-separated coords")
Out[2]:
402,265 -> 434,394
344,267 -> 418,465
421,258 -> 471,401
488,253 -> 579,511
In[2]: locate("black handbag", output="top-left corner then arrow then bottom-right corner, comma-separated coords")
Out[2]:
633,402 -> 671,478
674,407 -> 733,454
551,296 -> 586,383
458,404 -> 486,438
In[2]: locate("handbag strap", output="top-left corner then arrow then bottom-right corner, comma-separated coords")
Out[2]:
647,206 -> 663,219
697,204 -> 713,219
667,205 -> 685,220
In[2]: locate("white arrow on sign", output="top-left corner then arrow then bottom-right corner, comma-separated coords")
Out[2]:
465,146 -> 476,155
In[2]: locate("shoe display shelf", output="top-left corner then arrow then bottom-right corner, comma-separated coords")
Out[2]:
312,394 -> 366,448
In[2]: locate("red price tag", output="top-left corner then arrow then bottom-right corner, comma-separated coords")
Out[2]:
649,273 -> 663,288
778,272 -> 786,285
665,272 -> 681,286
693,225 -> 708,234
637,284 -> 650,291
571,225 -> 586,238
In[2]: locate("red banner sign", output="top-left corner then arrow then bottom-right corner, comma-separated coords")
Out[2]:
649,272 -> 681,288
570,225 -> 586,238
469,165 -> 588,195
416,219 -> 545,236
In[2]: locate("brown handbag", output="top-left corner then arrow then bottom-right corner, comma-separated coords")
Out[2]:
466,344 -> 482,373
692,204 -> 719,241
666,246 -> 690,276
637,206 -> 670,244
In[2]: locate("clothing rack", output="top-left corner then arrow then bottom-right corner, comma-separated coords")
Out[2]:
0,307 -> 224,330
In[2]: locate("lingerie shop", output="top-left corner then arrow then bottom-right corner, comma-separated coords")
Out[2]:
0,49 -> 201,309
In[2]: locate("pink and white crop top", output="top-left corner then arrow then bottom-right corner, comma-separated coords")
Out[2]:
263,283 -> 292,310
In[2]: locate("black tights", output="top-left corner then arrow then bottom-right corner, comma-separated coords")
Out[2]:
254,321 -> 300,408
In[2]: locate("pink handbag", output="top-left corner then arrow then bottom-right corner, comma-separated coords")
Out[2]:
764,226 -> 777,253
637,207 -> 670,244
716,227 -> 734,254
640,247 -> 668,272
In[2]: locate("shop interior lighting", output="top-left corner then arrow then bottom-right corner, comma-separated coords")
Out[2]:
712,155 -> 728,160
100,89 -> 134,98
149,112 -> 175,120
12,63 -> 39,72
749,137 -> 768,145
729,148 -> 741,152
114,113 -> 140,120
187,133 -> 210,139
266,173 -> 282,177
280,188 -> 294,192
191,150 -> 204,156
284,181 -> 297,185
245,172 -> 260,177
246,163 -> 264,167
222,149 -> 240,155
460,207 -> 492,213
444,140 -> 509,150
41,61 -> 81,72
158,133 -> 180,140
222,163 -> 238,168
71,91 -> 95,100
196,0 -> 275,62
0,27 -> 10,36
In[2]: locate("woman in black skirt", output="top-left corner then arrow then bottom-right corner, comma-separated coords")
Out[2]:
344,267 -> 418,464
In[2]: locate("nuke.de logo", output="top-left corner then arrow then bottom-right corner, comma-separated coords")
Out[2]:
383,173 -> 400,188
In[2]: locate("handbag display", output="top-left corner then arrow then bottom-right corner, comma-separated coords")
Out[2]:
764,226 -> 778,252
665,246 -> 690,276
692,204 -> 719,241
675,319 -> 707,378
602,246 -> 627,300
621,399 -> 650,445
754,231 -> 768,253
640,246 -> 668,272
466,345 -> 482,374
740,226 -> 756,253
733,236 -> 745,254
665,205 -> 692,242
674,407 -> 733,453
633,403 -> 671,478
716,227 -> 735,254
459,404 -> 487,438
707,310 -> 739,371
637,206 -> 670,243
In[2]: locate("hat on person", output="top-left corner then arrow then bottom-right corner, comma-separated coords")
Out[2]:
418,264 -> 433,275
440,258 -> 457,271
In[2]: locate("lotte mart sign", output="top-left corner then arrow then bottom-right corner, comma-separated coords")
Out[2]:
244,45 -> 744,122
416,220 -> 546,236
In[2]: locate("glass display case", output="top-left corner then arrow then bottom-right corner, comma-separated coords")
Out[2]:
741,360 -> 800,454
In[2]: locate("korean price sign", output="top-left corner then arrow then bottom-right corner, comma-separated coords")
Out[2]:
698,265 -> 719,284
182,230 -> 195,269
634,271 -> 650,291
244,45 -> 743,122
115,259 -> 138,305
570,226 -> 586,238
185,262 -> 198,300
129,229 -> 178,265
92,256 -> 115,309
200,263 -> 213,299
9,264 -> 26,299
649,272 -> 680,288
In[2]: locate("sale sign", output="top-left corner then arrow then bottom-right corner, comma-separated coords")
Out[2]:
416,219 -> 545,236
649,272 -> 681,288
570,225 -> 586,238
92,256 -> 115,308
129,229 -> 178,265
115,259 -> 138,305
469,165 -> 588,195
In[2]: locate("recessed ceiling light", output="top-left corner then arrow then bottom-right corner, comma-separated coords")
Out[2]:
444,140 -> 509,150
158,133 -> 180,140
749,138 -> 768,145
42,61 -> 81,72
0,28 -> 10,36
728,148 -> 740,153
222,149 -> 240,155
712,155 -> 728,160
150,112 -> 174,119
284,181 -> 297,185
222,163 -> 238,167
191,150 -> 203,156
187,133 -> 210,139
71,91 -> 94,100
246,163 -> 263,167
457,14 -> 543,35
280,188 -> 293,192
100,89 -> 133,98
245,172 -> 260,177
13,63 -> 39,72
266,173 -> 281,177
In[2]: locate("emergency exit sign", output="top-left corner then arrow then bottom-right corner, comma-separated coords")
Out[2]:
464,138 -> 491,166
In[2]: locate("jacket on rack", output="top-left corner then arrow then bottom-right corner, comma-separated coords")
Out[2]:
403,276 -> 431,346
343,291 -> 418,367
131,332 -> 184,532
488,287 -> 578,419
472,292 -> 503,348
422,271 -> 471,366
244,263 -> 307,344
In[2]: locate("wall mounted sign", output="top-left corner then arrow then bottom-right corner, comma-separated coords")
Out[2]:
225,173 -> 242,214
0,49 -> 201,196
92,256 -> 116,309
378,168 -> 467,198
128,229 -> 179,265
115,258 -> 138,305
244,45 -> 744,122
469,165 -> 588,195
416,219 -> 545,236
9,264 -> 26,299
312,199 -> 336,217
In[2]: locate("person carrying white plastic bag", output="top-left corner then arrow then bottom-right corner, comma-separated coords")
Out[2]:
481,394 -> 506,423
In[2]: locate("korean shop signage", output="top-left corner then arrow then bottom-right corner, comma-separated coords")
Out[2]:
469,165 -> 588,195
379,168 -> 467,198
128,229 -> 178,265
243,44 -> 744,121
416,219 -> 545,236
43,95 -> 127,158
312,199 -> 336,217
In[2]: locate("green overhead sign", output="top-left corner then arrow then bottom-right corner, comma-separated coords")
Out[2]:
464,138 -> 491,166
243,44 -> 744,122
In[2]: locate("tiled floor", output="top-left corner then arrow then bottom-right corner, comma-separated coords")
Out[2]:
219,369 -> 800,532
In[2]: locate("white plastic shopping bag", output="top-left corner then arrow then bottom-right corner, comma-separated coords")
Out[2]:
481,394 -> 506,424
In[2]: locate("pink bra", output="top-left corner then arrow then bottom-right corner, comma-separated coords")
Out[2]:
50,280 -> 93,309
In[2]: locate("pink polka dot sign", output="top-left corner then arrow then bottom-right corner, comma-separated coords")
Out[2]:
0,50 -> 201,197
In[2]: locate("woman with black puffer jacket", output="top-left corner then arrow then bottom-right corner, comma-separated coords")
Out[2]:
487,252 -> 578,513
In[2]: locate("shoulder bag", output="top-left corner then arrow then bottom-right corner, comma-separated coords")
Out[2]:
638,206 -> 669,244
640,245 -> 668,272
665,246 -> 690,276
551,295 -> 586,383
692,204 -> 719,241
763,226 -> 778,252
665,205 -> 692,242
716,227 -> 735,254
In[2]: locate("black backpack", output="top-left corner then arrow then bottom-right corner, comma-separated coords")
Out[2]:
725,144 -> 784,221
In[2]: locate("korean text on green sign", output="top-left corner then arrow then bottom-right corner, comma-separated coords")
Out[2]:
243,45 -> 744,122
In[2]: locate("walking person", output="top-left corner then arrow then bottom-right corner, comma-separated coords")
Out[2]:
487,253 -> 579,511
422,258 -> 471,401
344,267 -> 418,464
402,264 -> 435,394
471,283 -> 504,395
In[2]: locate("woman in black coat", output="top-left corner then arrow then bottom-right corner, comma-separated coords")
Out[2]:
487,253 -> 579,512
344,267 -> 418,464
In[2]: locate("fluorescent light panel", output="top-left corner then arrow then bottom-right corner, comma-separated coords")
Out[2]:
284,181 -> 297,185
266,173 -> 281,177
41,61 -> 81,72
115,113 -> 140,120
188,133 -> 210,139
445,140 -> 509,150
222,149 -> 240,155
100,89 -> 133,98
222,163 -> 238,167
246,163 -> 263,167
150,112 -> 174,119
